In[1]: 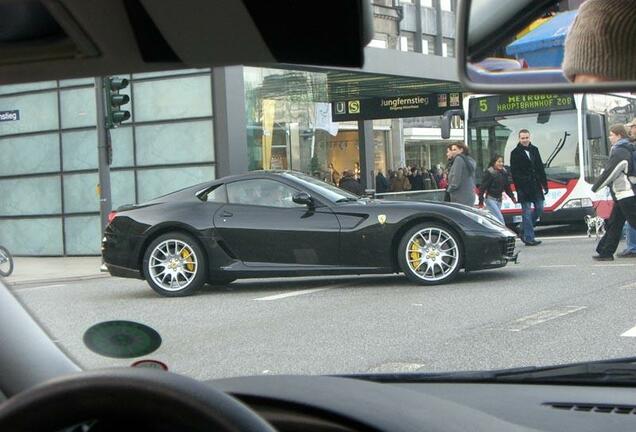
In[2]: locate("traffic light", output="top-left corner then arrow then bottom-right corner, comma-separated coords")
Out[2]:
105,77 -> 130,128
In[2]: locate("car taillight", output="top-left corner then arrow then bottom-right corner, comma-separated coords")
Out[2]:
107,211 -> 118,224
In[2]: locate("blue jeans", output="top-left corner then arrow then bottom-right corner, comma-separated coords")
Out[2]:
520,200 -> 544,242
625,223 -> 636,252
484,197 -> 505,224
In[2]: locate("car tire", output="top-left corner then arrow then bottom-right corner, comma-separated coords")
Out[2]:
398,222 -> 462,285
143,232 -> 207,297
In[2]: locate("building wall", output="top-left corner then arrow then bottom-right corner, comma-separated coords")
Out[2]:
0,69 -> 216,255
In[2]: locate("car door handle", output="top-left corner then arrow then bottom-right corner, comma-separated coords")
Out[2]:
221,211 -> 233,218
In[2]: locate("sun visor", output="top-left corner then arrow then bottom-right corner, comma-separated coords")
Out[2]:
0,0 -> 372,84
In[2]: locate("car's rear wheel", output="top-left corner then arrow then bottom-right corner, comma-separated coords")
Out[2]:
398,223 -> 462,285
143,232 -> 207,297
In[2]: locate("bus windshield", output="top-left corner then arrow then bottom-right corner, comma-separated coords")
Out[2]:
468,101 -> 579,184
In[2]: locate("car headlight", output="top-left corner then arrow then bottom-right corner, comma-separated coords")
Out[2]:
459,208 -> 506,231
562,198 -> 593,209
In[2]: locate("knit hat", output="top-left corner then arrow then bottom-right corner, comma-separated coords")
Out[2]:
562,0 -> 636,82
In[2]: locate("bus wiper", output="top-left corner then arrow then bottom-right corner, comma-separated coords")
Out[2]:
545,132 -> 570,168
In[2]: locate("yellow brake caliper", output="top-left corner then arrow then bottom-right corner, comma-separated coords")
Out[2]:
181,249 -> 195,271
409,239 -> 422,269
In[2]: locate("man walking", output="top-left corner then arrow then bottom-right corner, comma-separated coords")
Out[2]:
510,129 -> 548,246
339,170 -> 365,195
592,124 -> 636,261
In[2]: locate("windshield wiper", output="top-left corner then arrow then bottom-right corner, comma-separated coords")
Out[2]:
335,197 -> 359,203
344,357 -> 636,385
545,132 -> 570,168
490,361 -> 636,384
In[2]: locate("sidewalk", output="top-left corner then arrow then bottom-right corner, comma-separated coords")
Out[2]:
2,256 -> 110,286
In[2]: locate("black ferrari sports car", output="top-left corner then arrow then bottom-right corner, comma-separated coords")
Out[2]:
103,171 -> 518,296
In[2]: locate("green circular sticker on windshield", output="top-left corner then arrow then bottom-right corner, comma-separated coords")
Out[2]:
83,321 -> 162,359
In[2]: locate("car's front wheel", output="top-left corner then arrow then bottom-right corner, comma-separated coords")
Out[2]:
207,277 -> 236,287
398,223 -> 462,285
143,232 -> 207,297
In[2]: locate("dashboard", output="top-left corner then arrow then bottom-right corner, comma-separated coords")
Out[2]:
213,375 -> 636,432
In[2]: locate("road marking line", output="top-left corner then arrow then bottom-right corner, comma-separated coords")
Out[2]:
536,235 -> 592,240
620,282 -> 636,289
13,284 -> 66,292
253,288 -> 329,301
621,326 -> 636,337
593,264 -> 636,267
506,306 -> 587,332
539,265 -> 578,268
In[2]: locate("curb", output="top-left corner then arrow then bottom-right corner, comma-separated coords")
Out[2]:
5,273 -> 112,288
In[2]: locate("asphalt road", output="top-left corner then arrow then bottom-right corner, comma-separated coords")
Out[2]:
11,233 -> 636,381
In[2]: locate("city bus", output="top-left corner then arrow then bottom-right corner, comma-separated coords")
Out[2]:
446,93 -> 636,226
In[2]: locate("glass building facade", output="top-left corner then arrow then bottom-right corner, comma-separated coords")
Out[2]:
0,69 -> 216,255
243,67 -> 391,184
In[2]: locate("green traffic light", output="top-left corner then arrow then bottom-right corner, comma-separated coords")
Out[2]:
105,76 -> 131,127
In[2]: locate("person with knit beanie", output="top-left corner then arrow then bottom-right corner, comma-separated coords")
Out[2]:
562,0 -> 636,83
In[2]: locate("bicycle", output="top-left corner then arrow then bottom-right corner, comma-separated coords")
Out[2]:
0,245 -> 14,277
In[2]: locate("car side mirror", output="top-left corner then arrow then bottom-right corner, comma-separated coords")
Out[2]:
441,109 -> 464,139
293,192 -> 314,207
586,113 -> 604,140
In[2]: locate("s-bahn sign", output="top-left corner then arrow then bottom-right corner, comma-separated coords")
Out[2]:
332,93 -> 462,121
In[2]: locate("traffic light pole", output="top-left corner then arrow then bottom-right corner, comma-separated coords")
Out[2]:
95,76 -> 112,235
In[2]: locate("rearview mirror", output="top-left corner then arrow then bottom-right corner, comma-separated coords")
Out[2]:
292,192 -> 314,207
586,113 -> 604,140
457,0 -> 636,92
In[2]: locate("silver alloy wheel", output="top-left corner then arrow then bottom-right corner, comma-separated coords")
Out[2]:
148,239 -> 198,292
404,227 -> 459,282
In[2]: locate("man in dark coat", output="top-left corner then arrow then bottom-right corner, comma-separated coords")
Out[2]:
339,170 -> 365,195
510,129 -> 548,246
410,167 -> 424,190
375,170 -> 389,194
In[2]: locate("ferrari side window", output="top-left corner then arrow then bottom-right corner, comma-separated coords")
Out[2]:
203,185 -> 227,203
227,179 -> 304,208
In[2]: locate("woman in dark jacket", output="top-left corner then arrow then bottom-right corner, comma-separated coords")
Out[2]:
478,154 -> 517,224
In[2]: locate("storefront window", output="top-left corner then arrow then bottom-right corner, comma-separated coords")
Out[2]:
244,68 -> 393,183
406,141 -> 449,172
244,67 -> 331,176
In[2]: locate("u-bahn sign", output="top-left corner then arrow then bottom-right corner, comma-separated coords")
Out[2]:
332,93 -> 462,121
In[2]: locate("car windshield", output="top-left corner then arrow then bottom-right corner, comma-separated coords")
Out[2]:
468,99 -> 580,183
1,0 -> 636,388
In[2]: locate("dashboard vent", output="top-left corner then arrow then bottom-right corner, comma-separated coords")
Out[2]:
545,403 -> 636,415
